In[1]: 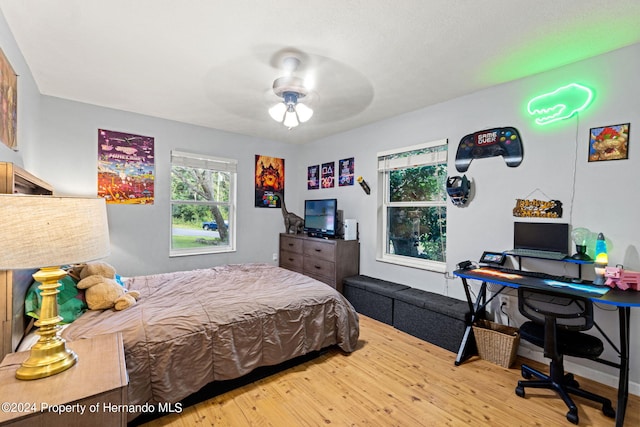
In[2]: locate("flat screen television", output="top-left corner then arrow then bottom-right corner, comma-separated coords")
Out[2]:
304,198 -> 338,238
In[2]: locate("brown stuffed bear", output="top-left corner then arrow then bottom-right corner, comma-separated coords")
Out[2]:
76,262 -> 140,311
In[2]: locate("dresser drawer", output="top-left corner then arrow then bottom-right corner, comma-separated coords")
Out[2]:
303,239 -> 336,261
280,250 -> 304,272
280,234 -> 303,253
303,256 -> 335,281
305,271 -> 336,288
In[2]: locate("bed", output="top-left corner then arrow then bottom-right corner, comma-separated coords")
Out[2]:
58,263 -> 359,419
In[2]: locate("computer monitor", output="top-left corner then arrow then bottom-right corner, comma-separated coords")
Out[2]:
513,222 -> 570,254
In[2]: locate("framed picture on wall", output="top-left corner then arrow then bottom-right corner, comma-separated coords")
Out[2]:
98,129 -> 155,204
321,161 -> 335,189
339,157 -> 355,186
255,154 -> 284,208
307,165 -> 319,190
588,123 -> 629,162
0,48 -> 17,150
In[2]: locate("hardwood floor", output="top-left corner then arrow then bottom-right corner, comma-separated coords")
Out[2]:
141,315 -> 638,426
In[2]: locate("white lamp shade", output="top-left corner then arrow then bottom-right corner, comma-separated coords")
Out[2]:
268,103 -> 287,122
295,103 -> 313,123
283,110 -> 299,128
0,195 -> 110,269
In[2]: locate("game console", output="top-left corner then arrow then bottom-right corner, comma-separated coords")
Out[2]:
455,127 -> 523,172
343,219 -> 358,240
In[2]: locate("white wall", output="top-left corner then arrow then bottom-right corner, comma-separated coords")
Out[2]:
0,9 -> 41,168
301,43 -> 640,392
32,96 -> 300,276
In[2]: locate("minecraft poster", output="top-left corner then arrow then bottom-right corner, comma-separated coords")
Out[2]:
98,129 -> 155,204
255,154 -> 285,208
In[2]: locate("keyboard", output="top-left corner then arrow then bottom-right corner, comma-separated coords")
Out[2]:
494,268 -> 609,295
506,248 -> 567,260
498,268 -> 566,281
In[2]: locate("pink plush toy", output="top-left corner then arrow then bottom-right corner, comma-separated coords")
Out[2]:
604,266 -> 640,291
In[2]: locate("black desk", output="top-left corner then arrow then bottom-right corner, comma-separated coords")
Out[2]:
454,267 -> 640,427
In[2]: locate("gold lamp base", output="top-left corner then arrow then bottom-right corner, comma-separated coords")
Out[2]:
16,267 -> 78,380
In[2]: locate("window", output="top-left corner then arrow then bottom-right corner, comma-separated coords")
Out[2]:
170,150 -> 237,256
377,139 -> 447,272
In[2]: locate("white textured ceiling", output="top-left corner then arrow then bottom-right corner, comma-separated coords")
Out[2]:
1,1 -> 639,144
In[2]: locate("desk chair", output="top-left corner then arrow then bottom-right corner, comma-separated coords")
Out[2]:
515,287 -> 615,424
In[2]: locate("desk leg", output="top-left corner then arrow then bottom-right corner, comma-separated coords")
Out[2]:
455,278 -> 486,366
615,307 -> 630,427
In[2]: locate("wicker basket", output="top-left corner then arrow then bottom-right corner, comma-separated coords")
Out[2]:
472,319 -> 520,368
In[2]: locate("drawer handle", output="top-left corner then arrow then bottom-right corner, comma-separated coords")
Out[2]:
314,249 -> 321,252
314,265 -> 321,269
289,258 -> 295,262
288,243 -> 294,247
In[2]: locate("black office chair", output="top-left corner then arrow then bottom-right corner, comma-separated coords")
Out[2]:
515,287 -> 615,424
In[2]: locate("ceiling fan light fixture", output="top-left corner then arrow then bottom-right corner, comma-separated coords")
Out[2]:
283,107 -> 299,128
268,102 -> 287,122
295,102 -> 313,123
269,76 -> 314,128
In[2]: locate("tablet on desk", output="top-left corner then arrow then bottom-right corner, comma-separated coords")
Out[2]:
479,251 -> 506,266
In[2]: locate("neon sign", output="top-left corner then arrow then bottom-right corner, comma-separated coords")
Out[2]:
526,83 -> 594,125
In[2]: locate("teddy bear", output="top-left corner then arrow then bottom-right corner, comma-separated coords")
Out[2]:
76,262 -> 140,311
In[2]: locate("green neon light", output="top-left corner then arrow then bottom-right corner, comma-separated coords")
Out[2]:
527,83 -> 594,125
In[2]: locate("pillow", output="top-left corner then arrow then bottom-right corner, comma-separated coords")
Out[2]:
25,274 -> 88,324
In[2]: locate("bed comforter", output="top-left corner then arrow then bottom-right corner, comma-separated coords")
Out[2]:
62,264 -> 359,412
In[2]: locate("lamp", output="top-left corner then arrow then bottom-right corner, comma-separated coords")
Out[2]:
571,227 -> 592,261
593,232 -> 608,286
0,195 -> 110,380
269,76 -> 313,129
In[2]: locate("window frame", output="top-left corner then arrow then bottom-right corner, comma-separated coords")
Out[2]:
169,150 -> 237,257
376,139 -> 448,272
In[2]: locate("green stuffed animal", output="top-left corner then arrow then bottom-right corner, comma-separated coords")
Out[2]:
76,262 -> 140,311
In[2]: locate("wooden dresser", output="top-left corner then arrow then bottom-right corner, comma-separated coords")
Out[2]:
0,163 -> 53,361
279,233 -> 359,293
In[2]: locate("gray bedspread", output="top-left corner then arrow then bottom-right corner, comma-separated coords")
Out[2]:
62,264 -> 359,413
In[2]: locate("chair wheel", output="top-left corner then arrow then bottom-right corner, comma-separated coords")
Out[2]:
602,404 -> 616,418
515,385 -> 525,398
566,410 -> 579,424
521,367 -> 532,379
564,373 -> 579,388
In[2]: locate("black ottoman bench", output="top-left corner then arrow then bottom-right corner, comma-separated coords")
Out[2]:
393,288 -> 470,353
343,275 -> 410,325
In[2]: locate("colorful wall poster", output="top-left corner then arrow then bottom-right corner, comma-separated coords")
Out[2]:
98,129 -> 155,204
339,157 -> 355,186
308,165 -> 320,190
255,154 -> 284,207
588,123 -> 629,162
321,161 -> 335,189
0,48 -> 17,150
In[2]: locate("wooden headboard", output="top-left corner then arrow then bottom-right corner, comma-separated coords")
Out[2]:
0,162 -> 53,360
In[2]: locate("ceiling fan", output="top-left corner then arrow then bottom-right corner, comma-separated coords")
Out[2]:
268,55 -> 315,129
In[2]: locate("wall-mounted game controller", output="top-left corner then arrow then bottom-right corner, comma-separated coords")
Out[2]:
455,127 -> 523,172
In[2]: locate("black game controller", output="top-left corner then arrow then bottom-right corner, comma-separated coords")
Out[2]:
455,127 -> 523,172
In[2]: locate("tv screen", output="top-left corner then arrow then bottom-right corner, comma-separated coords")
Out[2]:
304,199 -> 337,237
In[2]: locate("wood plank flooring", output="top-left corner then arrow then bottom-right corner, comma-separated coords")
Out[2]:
141,315 -> 638,426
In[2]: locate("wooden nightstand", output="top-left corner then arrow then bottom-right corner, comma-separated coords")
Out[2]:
0,333 -> 127,427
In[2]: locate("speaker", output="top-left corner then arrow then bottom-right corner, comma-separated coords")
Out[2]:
343,219 -> 358,240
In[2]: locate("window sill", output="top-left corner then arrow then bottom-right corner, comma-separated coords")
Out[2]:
376,254 -> 446,273
170,247 -> 235,257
